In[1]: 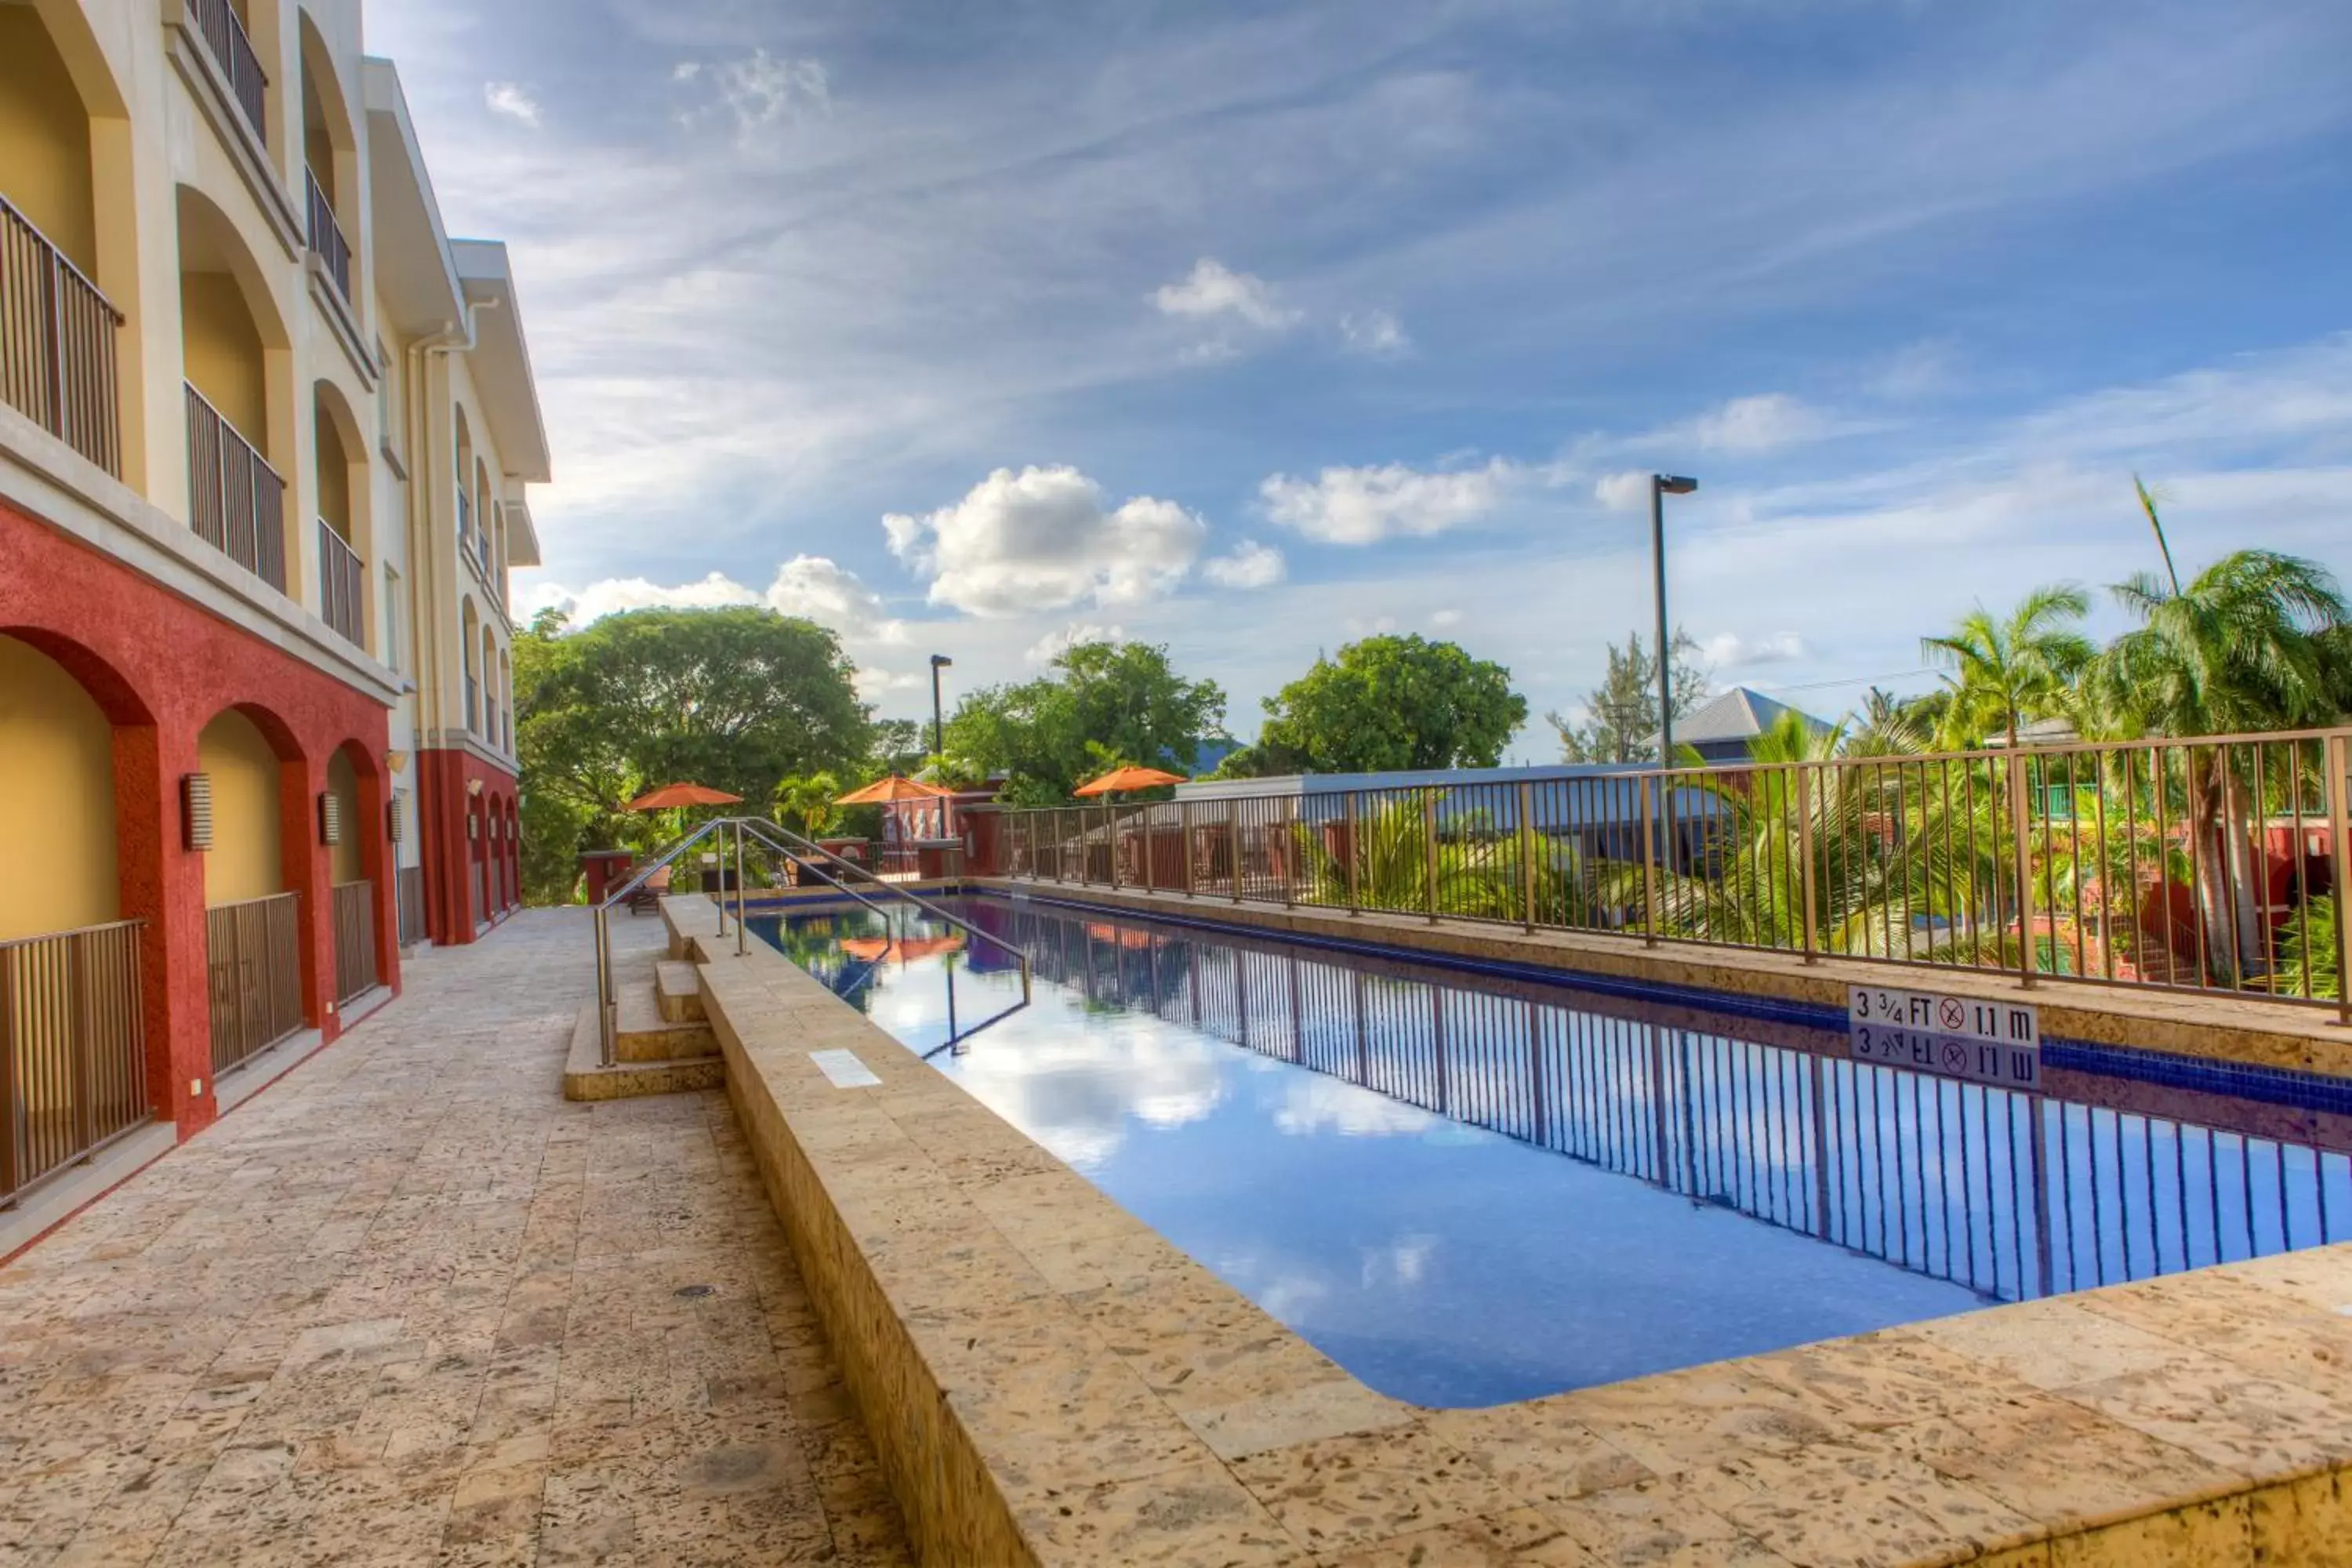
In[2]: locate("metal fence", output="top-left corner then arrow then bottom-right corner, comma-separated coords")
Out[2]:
997,903 -> 2352,1305
1,920 -> 148,1207
205,892 -> 303,1073
318,519 -> 364,646
1000,728 -> 2352,1018
304,169 -> 352,301
185,0 -> 269,140
1,195 -> 125,477
396,864 -> 427,948
185,383 -> 287,592
332,880 -> 376,1005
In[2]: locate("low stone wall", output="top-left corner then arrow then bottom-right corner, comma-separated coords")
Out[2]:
687,893 -> 2352,1566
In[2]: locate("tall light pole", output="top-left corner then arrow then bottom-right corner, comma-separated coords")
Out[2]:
1650,474 -> 1698,767
929,655 -> 953,760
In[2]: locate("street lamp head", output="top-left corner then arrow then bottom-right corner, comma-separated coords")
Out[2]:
930,654 -> 953,669
1655,474 -> 1698,495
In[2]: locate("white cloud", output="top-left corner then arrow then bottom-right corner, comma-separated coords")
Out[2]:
763,554 -> 906,644
1151,259 -> 1298,332
1672,393 -> 1834,454
1700,631 -> 1806,667
1429,608 -> 1461,628
1024,622 -> 1127,664
484,82 -> 540,127
855,667 -> 923,698
675,49 -> 831,145
1272,1076 -> 1433,1138
1339,310 -> 1411,358
1201,539 -> 1287,590
1594,471 -> 1653,511
1260,458 -> 1518,545
884,465 -> 1208,617
524,571 -> 756,624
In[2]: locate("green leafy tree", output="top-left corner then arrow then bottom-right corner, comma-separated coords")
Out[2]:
1547,630 -> 1711,764
943,640 -> 1226,804
1921,585 -> 2095,750
1841,686 -> 1933,758
774,771 -> 844,838
1243,635 -> 1526,775
514,606 -> 871,902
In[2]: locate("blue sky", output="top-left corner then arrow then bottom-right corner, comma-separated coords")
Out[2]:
371,0 -> 2352,750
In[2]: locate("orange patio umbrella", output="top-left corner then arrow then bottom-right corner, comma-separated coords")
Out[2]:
834,775 -> 954,805
1073,764 -> 1186,797
627,782 -> 743,810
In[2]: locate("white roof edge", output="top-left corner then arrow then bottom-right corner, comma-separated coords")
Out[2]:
360,57 -> 464,326
449,240 -> 553,484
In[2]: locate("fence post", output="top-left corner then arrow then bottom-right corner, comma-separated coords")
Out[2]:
1797,766 -> 1819,964
735,821 -> 748,957
1182,801 -> 1196,898
1640,773 -> 1659,949
1345,792 -> 1361,916
1283,800 -> 1296,909
1142,804 -> 1155,896
1519,781 -> 1537,934
2009,753 -> 2037,989
43,249 -> 67,441
2330,734 -> 2350,1028
1229,804 -> 1242,904
1105,805 -> 1119,891
1423,792 -> 1439,924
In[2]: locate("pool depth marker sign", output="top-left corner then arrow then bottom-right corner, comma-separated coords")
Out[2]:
1847,985 -> 2041,1090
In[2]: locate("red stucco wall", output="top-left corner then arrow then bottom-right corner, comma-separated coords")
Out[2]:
414,747 -> 519,945
2,498 -> 401,1140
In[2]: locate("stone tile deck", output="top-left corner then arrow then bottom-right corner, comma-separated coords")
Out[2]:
0,909 -> 909,1567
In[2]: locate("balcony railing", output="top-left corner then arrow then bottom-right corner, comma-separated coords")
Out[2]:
1,920 -> 150,1207
318,518 -> 364,647
1,196 -> 125,477
206,892 -> 303,1074
1000,728 -> 2352,1020
396,865 -> 427,948
464,672 -> 480,732
304,169 -> 351,302
456,487 -> 472,550
185,0 -> 268,143
186,383 -> 287,592
332,880 -> 377,1005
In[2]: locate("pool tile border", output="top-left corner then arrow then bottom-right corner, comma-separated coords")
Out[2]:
674,894 -> 2352,1566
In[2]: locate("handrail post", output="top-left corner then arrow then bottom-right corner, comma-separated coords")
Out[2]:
1519,780 -> 1537,933
1345,792 -> 1361,916
2010,753 -> 2037,989
1640,773 -> 1659,949
2329,734 -> 2350,1027
43,248 -> 67,442
1283,800 -> 1296,909
1182,801 -> 1196,898
1229,804 -> 1242,904
1797,765 -> 1819,964
1142,804 -> 1155,896
735,819 -> 749,957
1423,791 -> 1439,924
1106,804 -> 1120,891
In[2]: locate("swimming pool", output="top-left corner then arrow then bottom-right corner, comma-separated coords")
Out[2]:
753,892 -> 2352,1408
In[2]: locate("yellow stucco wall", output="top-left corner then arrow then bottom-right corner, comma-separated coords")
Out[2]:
198,708 -> 283,906
326,749 -> 361,884
0,636 -> 119,942
180,271 -> 267,447
315,405 -> 350,534
0,8 -> 97,274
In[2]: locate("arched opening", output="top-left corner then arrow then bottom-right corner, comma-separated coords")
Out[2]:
471,456 -> 492,579
325,741 -> 387,1004
177,184 -> 290,592
496,647 -> 514,755
197,705 -> 304,1073
0,633 -> 120,941
480,624 -> 500,748
453,404 -> 475,553
0,3 -> 136,478
296,11 -> 358,302
459,597 -> 481,732
311,379 -> 369,648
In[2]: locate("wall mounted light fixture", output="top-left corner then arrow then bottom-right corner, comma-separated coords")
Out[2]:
182,774 -> 214,851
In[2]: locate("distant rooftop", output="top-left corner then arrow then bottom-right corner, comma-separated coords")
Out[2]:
1643,686 -> 1833,753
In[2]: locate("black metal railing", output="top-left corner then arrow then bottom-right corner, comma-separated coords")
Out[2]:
185,0 -> 269,143
304,168 -> 351,301
1,196 -> 125,476
205,892 -> 303,1073
332,880 -> 376,1004
317,518 -> 363,646
1,920 -> 149,1207
185,383 -> 286,591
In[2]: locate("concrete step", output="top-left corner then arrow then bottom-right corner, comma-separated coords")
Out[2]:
562,1003 -> 724,1102
614,982 -> 718,1063
655,960 -> 706,1024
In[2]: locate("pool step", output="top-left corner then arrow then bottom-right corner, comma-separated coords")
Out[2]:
561,1002 -> 724,1101
655,960 -> 707,1023
613,981 -> 719,1064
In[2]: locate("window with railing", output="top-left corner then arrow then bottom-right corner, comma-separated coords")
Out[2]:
456,486 -> 472,552
185,383 -> 287,591
464,672 -> 480,732
185,0 -> 268,144
318,519 -> 363,646
304,169 -> 351,301
1,196 -> 125,476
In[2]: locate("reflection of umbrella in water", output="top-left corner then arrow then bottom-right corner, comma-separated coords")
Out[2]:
840,934 -> 966,964
1085,924 -> 1157,950
1073,765 -> 1185,798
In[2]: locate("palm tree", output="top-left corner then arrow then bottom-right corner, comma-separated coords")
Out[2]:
1842,686 -> 1930,757
1921,586 -> 2096,750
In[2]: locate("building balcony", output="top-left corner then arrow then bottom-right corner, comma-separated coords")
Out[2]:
464,671 -> 480,732
0,197 -> 126,477
304,169 -> 353,303
184,0 -> 268,145
318,517 -> 364,648
184,383 -> 287,593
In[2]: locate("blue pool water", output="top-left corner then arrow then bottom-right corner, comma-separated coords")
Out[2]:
753,895 -> 2352,1408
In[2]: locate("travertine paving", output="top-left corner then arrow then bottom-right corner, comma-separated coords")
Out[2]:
0,909 -> 909,1567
